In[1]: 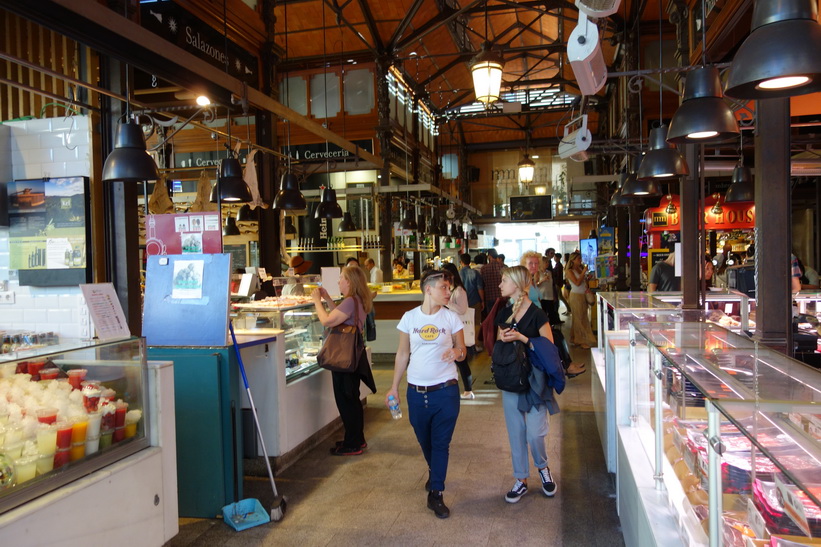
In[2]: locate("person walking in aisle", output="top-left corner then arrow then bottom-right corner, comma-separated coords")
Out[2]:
311,266 -> 376,455
481,248 -> 503,316
553,252 -> 571,317
443,262 -> 475,399
495,265 -> 559,503
565,252 -> 597,349
459,253 -> 484,352
387,269 -> 467,519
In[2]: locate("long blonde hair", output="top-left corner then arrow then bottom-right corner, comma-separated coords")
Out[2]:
501,265 -> 531,324
341,265 -> 373,313
566,251 -> 582,274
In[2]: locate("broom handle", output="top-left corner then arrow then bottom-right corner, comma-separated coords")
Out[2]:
229,322 -> 279,498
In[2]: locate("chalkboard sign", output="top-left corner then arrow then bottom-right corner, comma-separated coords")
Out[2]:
223,244 -> 248,272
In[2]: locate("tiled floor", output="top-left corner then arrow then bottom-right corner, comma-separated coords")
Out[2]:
167,319 -> 623,547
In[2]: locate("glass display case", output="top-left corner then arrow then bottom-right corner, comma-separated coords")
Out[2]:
653,289 -> 757,334
794,291 -> 821,368
233,301 -> 325,383
0,337 -> 149,514
626,321 -> 821,546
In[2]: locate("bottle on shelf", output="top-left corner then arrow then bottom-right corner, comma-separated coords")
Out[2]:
387,395 -> 402,420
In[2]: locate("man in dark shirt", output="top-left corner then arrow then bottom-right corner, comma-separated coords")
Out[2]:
481,248 -> 503,315
648,254 -> 680,292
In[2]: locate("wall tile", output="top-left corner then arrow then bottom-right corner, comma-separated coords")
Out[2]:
10,134 -> 41,151
23,309 -> 48,323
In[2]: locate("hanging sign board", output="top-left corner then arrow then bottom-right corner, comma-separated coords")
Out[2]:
644,195 -> 755,233
145,212 -> 223,256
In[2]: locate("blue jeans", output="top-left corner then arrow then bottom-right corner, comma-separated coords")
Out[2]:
502,390 -> 549,479
407,383 -> 460,492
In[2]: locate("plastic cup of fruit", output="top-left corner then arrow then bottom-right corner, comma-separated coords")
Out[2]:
69,442 -> 85,462
53,448 -> 70,469
85,435 -> 100,455
67,369 -> 87,390
36,423 -> 58,456
14,456 -> 38,483
36,453 -> 55,475
39,368 -> 59,381
70,417 -> 88,444
55,421 -> 73,450
35,408 -> 58,425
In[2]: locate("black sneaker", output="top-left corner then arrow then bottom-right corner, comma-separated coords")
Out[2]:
329,445 -> 363,456
539,467 -> 557,497
334,440 -> 368,449
427,490 -> 450,518
505,480 -> 528,503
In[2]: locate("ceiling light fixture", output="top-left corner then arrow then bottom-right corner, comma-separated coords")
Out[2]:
284,215 -> 297,235
518,153 -> 535,185
621,154 -> 662,197
667,0 -> 739,144
273,173 -> 307,210
710,194 -> 724,215
470,3 -> 504,105
314,186 -> 343,219
338,210 -> 357,231
725,165 -> 755,203
726,0 -> 821,99
102,121 -> 160,183
222,213 -> 240,236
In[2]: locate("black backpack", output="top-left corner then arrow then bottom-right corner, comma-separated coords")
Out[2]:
491,339 -> 531,392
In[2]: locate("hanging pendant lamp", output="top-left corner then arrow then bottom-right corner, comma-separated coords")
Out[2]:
470,42 -> 504,105
284,216 -> 297,235
273,173 -> 307,211
102,121 -> 160,182
217,157 -> 252,202
667,66 -> 739,144
518,153 -> 535,184
429,217 -> 440,236
726,0 -> 821,99
400,207 -> 418,231
710,194 -> 724,215
725,165 -> 755,202
622,154 -> 662,197
338,211 -> 357,231
237,204 -> 255,222
222,214 -> 240,236
314,187 -> 343,219
637,125 -> 690,180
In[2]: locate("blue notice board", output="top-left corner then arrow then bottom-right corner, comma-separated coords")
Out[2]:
143,253 -> 231,346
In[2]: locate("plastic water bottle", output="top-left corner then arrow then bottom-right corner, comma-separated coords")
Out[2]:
388,395 -> 402,420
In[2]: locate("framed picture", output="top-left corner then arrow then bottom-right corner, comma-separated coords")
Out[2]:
7,177 -> 92,286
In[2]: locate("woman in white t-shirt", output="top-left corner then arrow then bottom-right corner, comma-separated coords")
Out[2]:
387,269 -> 466,519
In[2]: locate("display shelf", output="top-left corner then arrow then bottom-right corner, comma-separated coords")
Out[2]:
398,246 -> 436,252
285,246 -> 384,253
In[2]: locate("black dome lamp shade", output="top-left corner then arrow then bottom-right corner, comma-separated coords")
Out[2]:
725,165 -> 755,202
338,211 -> 357,231
237,204 -> 255,222
314,187 -> 343,219
726,0 -> 821,99
273,172 -> 307,210
637,125 -> 690,180
429,217 -> 440,235
102,121 -> 160,182
209,182 -> 219,203
399,207 -> 417,231
222,214 -> 240,236
217,157 -> 252,202
610,172 -> 639,207
622,154 -> 662,197
667,66 -> 740,144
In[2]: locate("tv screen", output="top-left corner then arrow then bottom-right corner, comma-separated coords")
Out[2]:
509,195 -> 552,222
580,238 -> 598,271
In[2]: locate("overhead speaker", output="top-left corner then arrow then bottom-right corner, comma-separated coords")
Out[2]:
575,0 -> 622,17
568,12 -> 607,96
558,114 -> 592,162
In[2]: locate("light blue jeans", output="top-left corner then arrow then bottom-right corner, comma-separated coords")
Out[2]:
502,390 -> 549,479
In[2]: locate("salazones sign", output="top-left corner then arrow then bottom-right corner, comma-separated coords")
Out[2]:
141,2 -> 258,86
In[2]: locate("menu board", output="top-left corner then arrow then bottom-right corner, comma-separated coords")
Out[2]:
7,177 -> 91,286
144,212 -> 223,256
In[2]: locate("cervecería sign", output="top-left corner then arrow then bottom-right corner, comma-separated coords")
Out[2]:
140,1 -> 258,86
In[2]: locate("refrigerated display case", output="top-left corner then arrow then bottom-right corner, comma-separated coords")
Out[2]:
0,338 -> 177,544
618,320 -> 821,546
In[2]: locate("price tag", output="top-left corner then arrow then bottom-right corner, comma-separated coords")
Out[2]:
724,303 -> 734,314
775,474 -> 812,538
746,497 -> 767,539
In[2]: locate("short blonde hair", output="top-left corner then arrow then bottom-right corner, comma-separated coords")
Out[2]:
520,251 -> 544,283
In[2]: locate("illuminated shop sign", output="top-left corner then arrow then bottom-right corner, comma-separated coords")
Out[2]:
645,195 -> 755,232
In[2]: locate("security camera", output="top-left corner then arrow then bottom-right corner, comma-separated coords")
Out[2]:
558,114 -> 592,162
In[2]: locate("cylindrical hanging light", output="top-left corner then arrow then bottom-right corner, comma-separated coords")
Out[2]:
222,214 -> 240,236
470,42 -> 504,105
273,173 -> 307,210
724,165 -> 755,202
314,187 -> 343,219
667,66 -> 740,144
637,125 -> 690,180
217,157 -> 252,202
726,0 -> 821,99
518,153 -> 536,184
102,121 -> 160,182
338,211 -> 357,231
